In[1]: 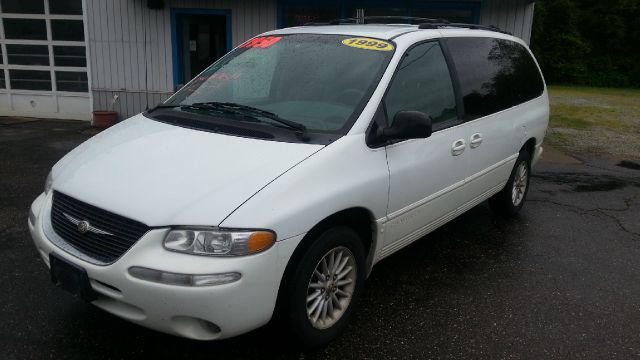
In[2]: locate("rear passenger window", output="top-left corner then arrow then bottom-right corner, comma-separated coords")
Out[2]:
445,37 -> 544,120
385,42 -> 457,128
511,43 -> 545,103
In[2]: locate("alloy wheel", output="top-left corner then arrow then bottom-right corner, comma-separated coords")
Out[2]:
306,246 -> 357,329
511,162 -> 528,206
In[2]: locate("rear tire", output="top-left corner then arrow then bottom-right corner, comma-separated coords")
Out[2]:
283,226 -> 365,348
489,150 -> 531,217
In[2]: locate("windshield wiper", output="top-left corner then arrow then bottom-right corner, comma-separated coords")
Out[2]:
191,102 -> 307,133
149,102 -> 261,122
148,101 -> 309,140
148,103 -> 248,114
148,103 -> 179,112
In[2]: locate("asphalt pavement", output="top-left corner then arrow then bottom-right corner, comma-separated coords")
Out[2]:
1,118 -> 639,359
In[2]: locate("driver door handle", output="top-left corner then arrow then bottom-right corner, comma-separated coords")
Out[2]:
452,139 -> 466,156
470,133 -> 483,148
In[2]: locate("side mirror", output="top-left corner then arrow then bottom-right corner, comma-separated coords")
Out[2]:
379,111 -> 432,141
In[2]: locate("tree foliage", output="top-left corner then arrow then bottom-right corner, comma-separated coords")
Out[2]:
531,0 -> 640,87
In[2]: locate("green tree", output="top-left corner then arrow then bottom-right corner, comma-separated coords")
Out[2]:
531,0 -> 640,87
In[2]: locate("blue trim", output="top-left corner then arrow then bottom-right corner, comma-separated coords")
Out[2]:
170,8 -> 232,88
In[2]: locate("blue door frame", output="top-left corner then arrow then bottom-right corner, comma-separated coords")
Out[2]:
170,8 -> 233,88
276,1 -> 481,28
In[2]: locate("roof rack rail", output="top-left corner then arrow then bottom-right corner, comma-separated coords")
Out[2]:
301,16 -> 510,35
418,21 -> 511,35
303,16 -> 452,26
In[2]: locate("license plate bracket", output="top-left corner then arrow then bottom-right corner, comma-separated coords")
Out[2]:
50,254 -> 97,302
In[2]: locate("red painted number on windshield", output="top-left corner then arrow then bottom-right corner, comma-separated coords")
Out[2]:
240,36 -> 282,48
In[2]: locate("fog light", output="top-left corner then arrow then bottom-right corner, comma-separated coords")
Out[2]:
128,267 -> 241,287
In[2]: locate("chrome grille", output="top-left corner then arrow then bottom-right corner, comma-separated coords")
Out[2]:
50,191 -> 150,263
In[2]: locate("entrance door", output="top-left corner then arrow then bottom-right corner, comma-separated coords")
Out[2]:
176,13 -> 228,85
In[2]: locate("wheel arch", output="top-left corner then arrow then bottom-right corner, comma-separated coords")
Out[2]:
273,207 -> 378,317
522,137 -> 536,157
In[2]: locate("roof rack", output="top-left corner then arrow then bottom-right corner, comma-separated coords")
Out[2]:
304,16 -> 451,26
418,21 -> 511,35
302,16 -> 510,35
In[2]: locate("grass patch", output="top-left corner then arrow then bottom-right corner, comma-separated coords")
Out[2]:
548,86 -> 638,131
545,131 -> 572,146
549,103 -> 630,130
546,86 -> 640,158
550,113 -> 590,129
550,85 -> 640,97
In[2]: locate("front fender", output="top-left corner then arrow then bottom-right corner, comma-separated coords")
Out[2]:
219,134 -> 389,243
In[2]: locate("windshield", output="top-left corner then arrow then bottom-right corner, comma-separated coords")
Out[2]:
162,34 -> 395,137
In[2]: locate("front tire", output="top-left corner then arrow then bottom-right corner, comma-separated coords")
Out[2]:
284,227 -> 365,348
489,150 -> 532,217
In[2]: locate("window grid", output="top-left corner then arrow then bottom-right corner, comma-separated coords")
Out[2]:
0,0 -> 87,94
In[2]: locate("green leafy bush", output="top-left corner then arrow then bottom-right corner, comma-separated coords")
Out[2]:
531,0 -> 640,87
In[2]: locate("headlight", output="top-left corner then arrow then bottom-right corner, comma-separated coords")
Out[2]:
163,228 -> 276,256
44,171 -> 53,194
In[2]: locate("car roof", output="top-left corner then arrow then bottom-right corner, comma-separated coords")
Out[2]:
264,24 -> 523,44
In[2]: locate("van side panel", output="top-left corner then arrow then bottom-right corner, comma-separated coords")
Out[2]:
441,36 -> 548,209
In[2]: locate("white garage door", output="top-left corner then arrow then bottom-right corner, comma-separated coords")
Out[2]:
0,0 -> 90,120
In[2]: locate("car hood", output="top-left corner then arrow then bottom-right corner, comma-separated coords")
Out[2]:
51,114 -> 324,227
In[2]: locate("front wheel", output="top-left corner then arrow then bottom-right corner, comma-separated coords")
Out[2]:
284,227 -> 365,348
489,150 -> 532,217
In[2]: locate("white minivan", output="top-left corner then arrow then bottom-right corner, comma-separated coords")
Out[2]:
29,20 -> 548,346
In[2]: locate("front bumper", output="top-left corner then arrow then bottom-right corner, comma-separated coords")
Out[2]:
28,192 -> 303,340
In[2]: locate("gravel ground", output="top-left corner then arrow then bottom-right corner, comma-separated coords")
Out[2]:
547,87 -> 640,160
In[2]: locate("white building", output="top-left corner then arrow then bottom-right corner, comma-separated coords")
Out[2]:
0,0 -> 536,121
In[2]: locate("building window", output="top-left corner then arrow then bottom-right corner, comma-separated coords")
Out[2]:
410,9 -> 474,23
279,2 -> 479,27
53,46 -> 87,67
55,71 -> 88,92
7,45 -> 50,66
10,70 -> 52,91
49,0 -> 83,15
348,6 -> 408,18
0,0 -> 88,94
3,18 -> 47,40
0,0 -> 44,14
282,5 -> 341,27
51,20 -> 85,41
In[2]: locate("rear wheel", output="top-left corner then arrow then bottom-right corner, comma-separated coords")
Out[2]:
284,227 -> 365,348
489,150 -> 531,217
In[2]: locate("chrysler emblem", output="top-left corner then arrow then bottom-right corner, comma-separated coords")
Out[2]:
62,213 -> 114,236
77,220 -> 90,234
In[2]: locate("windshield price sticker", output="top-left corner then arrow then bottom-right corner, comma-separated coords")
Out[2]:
240,36 -> 283,48
342,38 -> 394,51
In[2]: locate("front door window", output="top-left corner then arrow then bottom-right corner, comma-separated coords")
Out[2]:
384,41 -> 458,129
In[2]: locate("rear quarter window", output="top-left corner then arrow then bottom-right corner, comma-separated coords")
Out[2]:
444,37 -> 545,120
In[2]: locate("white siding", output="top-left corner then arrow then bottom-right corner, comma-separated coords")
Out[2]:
480,0 -> 535,44
86,0 -> 277,119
